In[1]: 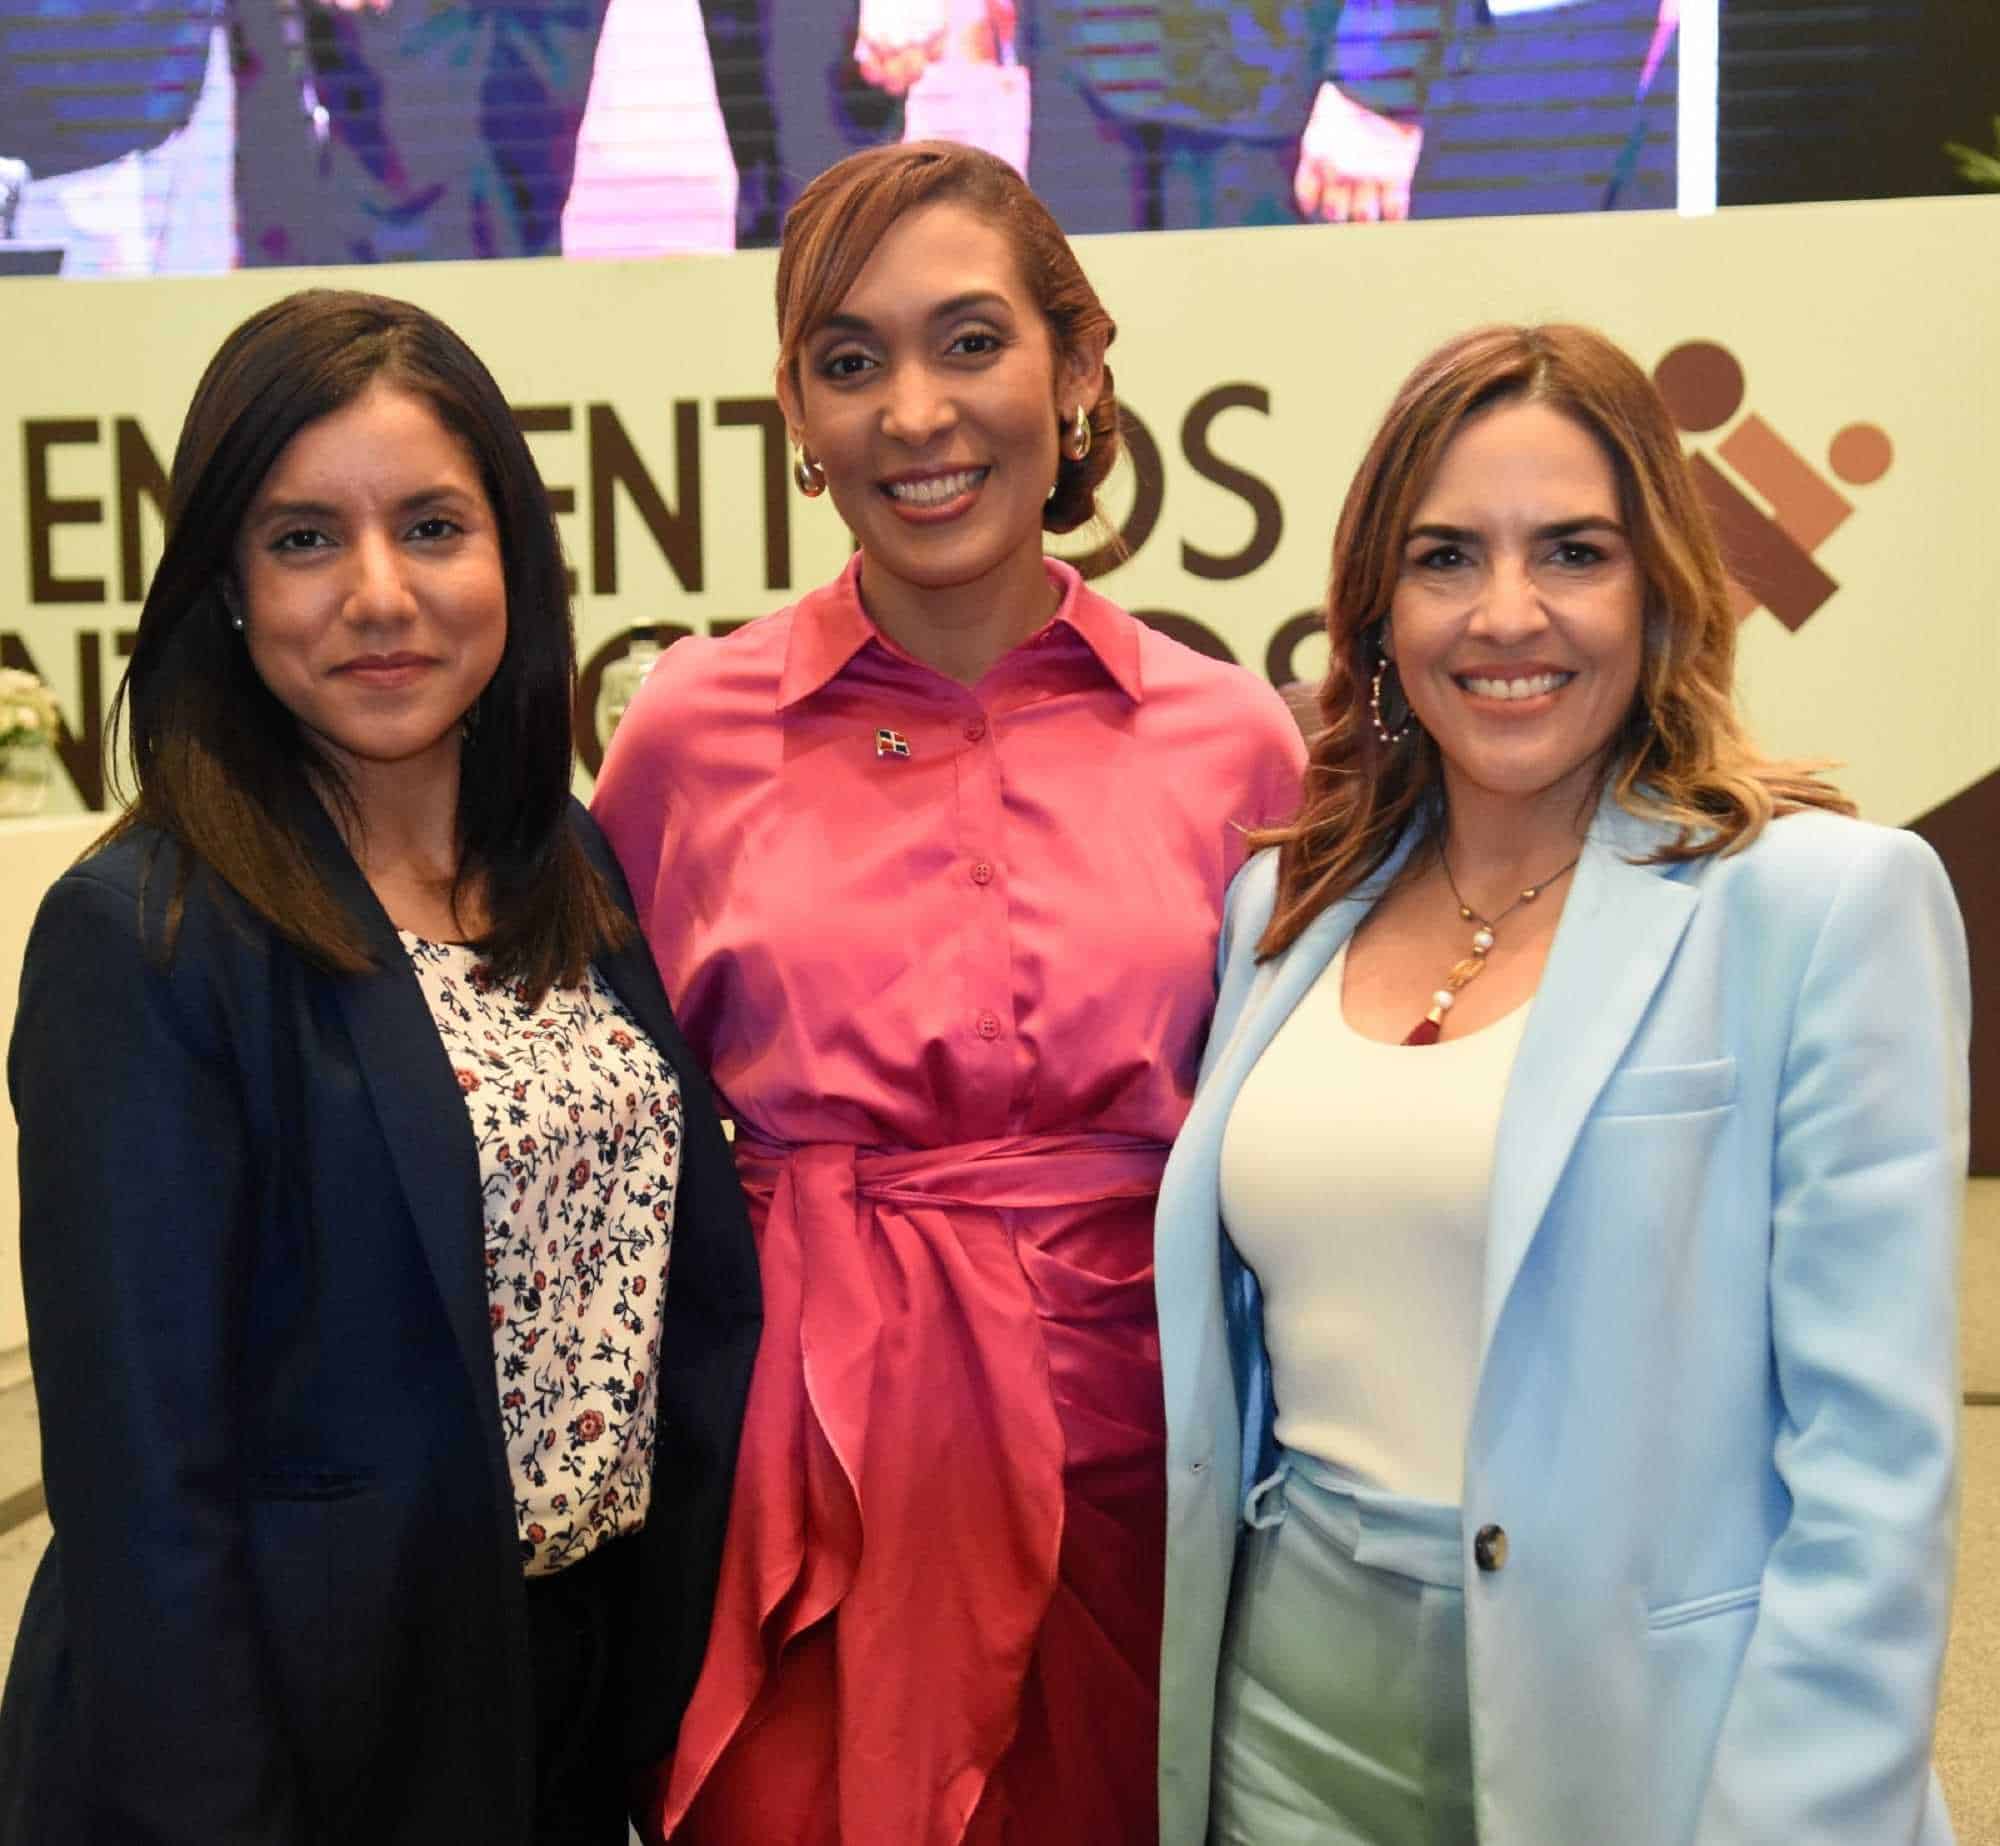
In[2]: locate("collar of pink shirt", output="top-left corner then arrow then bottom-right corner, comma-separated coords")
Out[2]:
774,553 -> 1144,709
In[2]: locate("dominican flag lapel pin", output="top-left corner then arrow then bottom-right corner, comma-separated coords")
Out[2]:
875,728 -> 912,759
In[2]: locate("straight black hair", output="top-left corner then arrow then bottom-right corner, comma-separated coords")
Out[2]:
106,287 -> 627,995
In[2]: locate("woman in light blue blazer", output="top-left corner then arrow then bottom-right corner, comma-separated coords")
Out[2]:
1155,324 -> 1969,1846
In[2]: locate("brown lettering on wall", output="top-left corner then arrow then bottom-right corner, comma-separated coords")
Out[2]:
1132,609 -> 1235,664
2,628 -> 105,808
115,417 -> 170,604
1068,405 -> 1165,582
589,402 -> 702,595
25,419 -> 106,605
1264,609 -> 1325,690
1180,385 -> 1282,582
715,397 -> 791,592
513,404 -> 579,595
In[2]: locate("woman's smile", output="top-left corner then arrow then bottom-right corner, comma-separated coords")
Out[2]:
1453,666 -> 1575,704
235,380 -> 507,794
1389,399 -> 1643,824
784,198 -> 1102,663
332,649 -> 440,689
880,465 -> 991,519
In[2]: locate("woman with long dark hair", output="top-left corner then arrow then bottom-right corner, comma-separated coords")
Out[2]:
0,288 -> 760,1845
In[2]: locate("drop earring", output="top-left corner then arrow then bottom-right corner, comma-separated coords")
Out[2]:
792,443 -> 827,497
1369,645 -> 1414,745
1062,404 -> 1092,463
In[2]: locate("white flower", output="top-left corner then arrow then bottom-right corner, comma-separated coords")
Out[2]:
0,668 -> 61,746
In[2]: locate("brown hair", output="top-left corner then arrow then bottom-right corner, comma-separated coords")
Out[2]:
1257,322 -> 1853,959
774,140 -> 1118,533
104,288 -> 629,998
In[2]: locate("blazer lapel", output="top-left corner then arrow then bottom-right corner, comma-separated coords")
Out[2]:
1169,840 -> 1418,1268
300,800 -> 495,1401
1190,904 -> 1350,1176
1479,802 -> 1699,1354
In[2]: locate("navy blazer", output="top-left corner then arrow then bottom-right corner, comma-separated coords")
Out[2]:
0,800 -> 760,1845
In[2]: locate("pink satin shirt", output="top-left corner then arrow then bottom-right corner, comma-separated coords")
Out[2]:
594,556 -> 1306,1151
593,554 -> 1305,1841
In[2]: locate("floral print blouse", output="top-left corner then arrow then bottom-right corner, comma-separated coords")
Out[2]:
402,934 -> 681,1578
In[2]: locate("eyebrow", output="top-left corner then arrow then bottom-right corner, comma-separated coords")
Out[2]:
814,291 -> 1015,338
1404,516 -> 1625,544
249,485 -> 479,524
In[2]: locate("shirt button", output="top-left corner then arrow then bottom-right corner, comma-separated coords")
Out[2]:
964,719 -> 987,742
975,1011 -> 1002,1040
1473,1523 -> 1509,1572
970,860 -> 994,886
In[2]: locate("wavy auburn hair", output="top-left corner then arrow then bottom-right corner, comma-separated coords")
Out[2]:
1257,323 -> 1852,960
774,140 -> 1118,534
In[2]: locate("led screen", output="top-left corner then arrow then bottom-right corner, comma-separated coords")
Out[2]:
0,1 -> 1690,276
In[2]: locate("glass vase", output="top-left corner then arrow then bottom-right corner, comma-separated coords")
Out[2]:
594,633 -> 665,754
0,736 -> 54,817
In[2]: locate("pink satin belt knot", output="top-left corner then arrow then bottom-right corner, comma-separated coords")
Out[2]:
656,1130 -> 1168,1845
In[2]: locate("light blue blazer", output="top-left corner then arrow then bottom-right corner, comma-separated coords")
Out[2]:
1156,797 -> 1969,1846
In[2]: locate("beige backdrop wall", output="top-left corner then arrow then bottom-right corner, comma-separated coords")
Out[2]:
1,197 -> 1996,1364
5,197 -> 1996,816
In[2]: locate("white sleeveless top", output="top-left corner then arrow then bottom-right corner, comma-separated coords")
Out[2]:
1219,941 -> 1530,1503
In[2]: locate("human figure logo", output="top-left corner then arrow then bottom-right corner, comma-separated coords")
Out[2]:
1653,340 -> 1893,631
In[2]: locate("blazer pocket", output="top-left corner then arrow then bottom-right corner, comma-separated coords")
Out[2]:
1646,1582 -> 1761,1631
246,1462 -> 379,1503
1592,1057 -> 1737,1120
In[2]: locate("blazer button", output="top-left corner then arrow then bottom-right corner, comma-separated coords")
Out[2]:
1473,1523 -> 1509,1572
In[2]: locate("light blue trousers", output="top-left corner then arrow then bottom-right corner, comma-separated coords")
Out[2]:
1210,1452 -> 1477,1846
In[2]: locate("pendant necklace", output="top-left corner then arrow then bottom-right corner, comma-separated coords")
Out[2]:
1402,850 -> 1581,1046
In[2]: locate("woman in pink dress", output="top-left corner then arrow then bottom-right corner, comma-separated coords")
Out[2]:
593,141 -> 1304,1845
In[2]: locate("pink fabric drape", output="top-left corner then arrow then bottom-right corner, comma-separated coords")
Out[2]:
658,1133 -> 1168,1844
594,559 -> 1307,1840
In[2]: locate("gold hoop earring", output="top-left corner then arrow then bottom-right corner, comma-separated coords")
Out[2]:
1062,404 -> 1092,463
1370,651 -> 1415,746
792,443 -> 827,497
